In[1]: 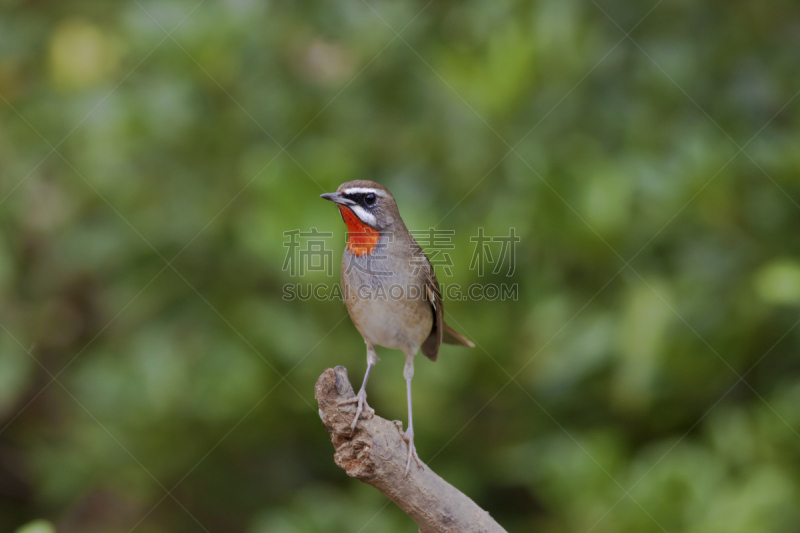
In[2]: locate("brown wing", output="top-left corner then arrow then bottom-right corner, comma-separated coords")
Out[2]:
419,249 -> 443,362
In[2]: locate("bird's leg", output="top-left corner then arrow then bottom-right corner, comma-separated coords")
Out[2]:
395,353 -> 424,477
338,342 -> 377,435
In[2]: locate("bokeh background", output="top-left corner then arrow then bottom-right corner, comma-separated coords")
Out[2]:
2,0 -> 800,531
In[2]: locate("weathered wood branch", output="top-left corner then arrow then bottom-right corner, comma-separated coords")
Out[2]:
315,366 -> 507,533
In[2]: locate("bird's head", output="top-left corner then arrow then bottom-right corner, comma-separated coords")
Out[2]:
320,180 -> 400,232
320,180 -> 401,256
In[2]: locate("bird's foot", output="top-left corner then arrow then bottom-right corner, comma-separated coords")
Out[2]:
393,420 -> 424,477
338,388 -> 374,435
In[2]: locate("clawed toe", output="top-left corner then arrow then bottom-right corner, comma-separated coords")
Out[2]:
394,421 -> 424,477
339,389 -> 372,435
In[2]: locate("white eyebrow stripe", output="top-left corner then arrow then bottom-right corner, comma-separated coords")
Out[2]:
342,187 -> 385,196
349,205 -> 377,226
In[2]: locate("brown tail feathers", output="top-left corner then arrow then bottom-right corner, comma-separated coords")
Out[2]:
442,322 -> 475,348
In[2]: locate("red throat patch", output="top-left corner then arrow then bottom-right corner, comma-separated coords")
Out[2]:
338,205 -> 380,256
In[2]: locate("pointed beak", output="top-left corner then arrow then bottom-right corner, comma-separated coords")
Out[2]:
320,192 -> 354,206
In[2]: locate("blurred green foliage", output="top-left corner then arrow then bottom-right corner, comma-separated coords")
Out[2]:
2,0 -> 800,531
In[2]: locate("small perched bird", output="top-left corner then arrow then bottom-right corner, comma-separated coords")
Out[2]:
321,180 -> 474,475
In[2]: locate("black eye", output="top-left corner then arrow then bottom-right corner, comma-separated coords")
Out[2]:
364,193 -> 376,205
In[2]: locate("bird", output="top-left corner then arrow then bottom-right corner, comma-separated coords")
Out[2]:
321,180 -> 475,476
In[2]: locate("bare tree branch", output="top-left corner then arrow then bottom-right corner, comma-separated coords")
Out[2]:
315,366 -> 507,533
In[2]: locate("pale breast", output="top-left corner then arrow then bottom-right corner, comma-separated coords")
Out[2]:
341,243 -> 433,353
